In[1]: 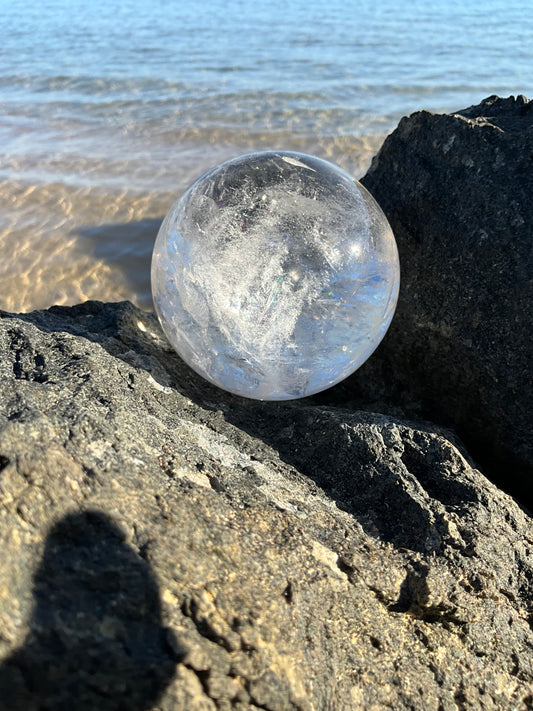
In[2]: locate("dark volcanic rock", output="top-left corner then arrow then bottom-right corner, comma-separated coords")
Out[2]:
0,300 -> 532,710
355,95 -> 533,505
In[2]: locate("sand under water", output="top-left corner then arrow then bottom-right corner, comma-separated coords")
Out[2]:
1,0 -> 530,313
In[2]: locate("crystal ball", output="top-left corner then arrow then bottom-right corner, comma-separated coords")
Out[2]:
151,151 -> 400,400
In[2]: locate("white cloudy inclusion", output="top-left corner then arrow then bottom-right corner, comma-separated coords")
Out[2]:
151,151 -> 400,400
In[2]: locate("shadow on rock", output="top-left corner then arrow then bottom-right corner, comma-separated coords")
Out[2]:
8,299 -> 532,518
0,510 -> 176,710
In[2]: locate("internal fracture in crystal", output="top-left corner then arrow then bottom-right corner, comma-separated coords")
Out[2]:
151,151 -> 400,400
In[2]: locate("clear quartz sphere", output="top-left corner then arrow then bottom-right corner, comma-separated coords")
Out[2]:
151,151 -> 400,400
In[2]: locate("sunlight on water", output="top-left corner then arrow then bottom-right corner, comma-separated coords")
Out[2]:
1,0 -> 531,312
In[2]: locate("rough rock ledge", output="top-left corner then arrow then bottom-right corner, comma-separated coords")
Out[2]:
0,300 -> 532,710
355,94 -> 533,505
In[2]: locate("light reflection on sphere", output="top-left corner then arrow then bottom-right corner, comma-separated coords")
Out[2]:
151,151 -> 400,400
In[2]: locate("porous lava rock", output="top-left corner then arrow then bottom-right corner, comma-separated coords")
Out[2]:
0,301 -> 532,710
356,95 -> 533,505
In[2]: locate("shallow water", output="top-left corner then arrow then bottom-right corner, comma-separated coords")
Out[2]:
1,0 -> 531,312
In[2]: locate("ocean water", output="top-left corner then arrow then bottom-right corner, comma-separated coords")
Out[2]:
1,0 -> 531,312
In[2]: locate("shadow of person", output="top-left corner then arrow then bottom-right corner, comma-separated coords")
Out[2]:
0,510 -> 176,710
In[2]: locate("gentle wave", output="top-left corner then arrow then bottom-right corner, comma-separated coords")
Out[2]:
1,0 -> 531,313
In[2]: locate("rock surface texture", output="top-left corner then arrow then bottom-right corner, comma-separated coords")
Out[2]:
0,300 -> 532,710
357,95 -> 533,505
